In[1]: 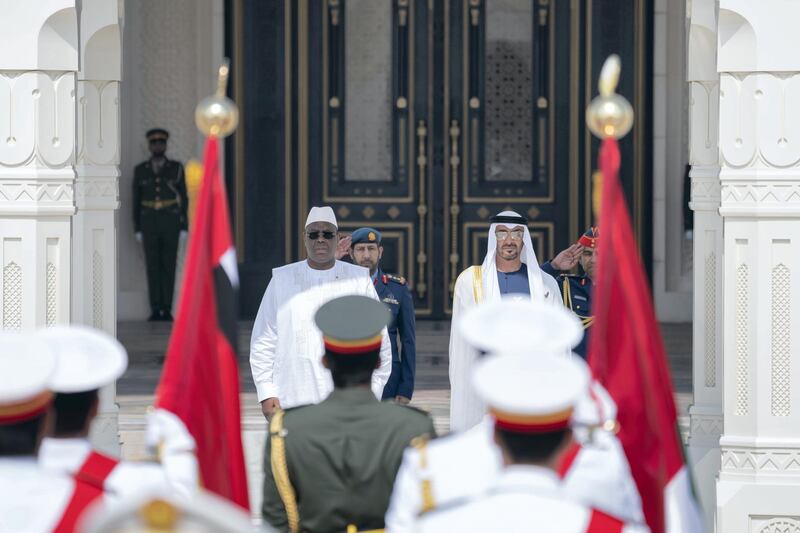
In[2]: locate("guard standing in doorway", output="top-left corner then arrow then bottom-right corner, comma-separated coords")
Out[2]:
133,128 -> 188,321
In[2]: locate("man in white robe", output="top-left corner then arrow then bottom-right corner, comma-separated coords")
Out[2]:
250,206 -> 392,418
448,210 -> 561,431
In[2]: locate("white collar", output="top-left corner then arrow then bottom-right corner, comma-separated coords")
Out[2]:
495,464 -> 561,492
38,437 -> 92,474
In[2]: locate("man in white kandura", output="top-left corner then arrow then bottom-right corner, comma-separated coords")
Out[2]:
385,301 -> 644,532
250,206 -> 392,419
417,353 -> 646,532
38,325 -> 198,502
449,210 -> 561,431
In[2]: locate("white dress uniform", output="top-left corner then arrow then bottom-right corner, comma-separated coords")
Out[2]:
0,333 -> 76,533
417,354 -> 646,532
387,303 -> 644,532
0,457 -> 75,533
419,466 -> 647,533
80,488 -> 268,533
36,326 -> 199,502
39,436 -> 195,502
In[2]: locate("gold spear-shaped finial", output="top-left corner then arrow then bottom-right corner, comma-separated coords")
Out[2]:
585,54 -> 633,140
195,59 -> 239,137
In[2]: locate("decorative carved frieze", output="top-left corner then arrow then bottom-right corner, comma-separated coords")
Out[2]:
77,80 -> 120,167
0,72 -> 76,168
690,175 -> 722,209
721,447 -> 800,474
720,73 -> 800,170
690,413 -> 723,439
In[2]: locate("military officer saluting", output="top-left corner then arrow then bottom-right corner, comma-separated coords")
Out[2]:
541,227 -> 599,359
350,227 -> 417,404
133,128 -> 189,322
262,295 -> 434,533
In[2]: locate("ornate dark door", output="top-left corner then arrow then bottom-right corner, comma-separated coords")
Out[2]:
229,0 -> 652,318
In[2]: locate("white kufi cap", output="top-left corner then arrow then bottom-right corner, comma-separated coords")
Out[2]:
39,325 -> 128,393
305,206 -> 338,228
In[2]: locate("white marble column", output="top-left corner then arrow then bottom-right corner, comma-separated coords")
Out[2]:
74,0 -> 122,455
0,2 -> 77,330
685,0 -> 722,529
717,2 -> 800,530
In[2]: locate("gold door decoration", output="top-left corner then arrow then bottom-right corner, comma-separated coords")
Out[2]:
314,0 -> 434,315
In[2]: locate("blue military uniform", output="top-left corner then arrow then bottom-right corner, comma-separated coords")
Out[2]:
351,228 -> 417,400
541,228 -> 598,360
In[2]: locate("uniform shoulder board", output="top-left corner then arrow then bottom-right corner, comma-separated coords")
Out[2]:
384,273 -> 407,285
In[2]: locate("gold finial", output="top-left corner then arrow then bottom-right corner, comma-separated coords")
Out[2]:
195,59 -> 240,138
585,54 -> 634,139
139,498 -> 180,530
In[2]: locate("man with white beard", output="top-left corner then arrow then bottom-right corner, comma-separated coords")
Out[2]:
250,206 -> 392,419
448,210 -> 562,432
385,302 -> 645,532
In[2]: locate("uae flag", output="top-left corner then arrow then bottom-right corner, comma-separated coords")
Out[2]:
588,138 -> 703,532
155,136 -> 249,510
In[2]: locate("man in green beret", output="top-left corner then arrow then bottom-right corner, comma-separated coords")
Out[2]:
262,295 -> 434,533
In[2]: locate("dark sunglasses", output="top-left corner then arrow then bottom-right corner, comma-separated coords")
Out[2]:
149,139 -> 167,145
306,231 -> 336,240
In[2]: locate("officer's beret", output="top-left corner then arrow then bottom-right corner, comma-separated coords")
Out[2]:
351,227 -> 382,246
146,128 -> 169,141
578,227 -> 599,249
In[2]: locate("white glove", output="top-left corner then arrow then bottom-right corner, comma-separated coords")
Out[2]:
135,232 -> 143,243
145,408 -> 196,456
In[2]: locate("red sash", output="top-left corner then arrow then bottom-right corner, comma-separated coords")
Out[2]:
585,509 -> 625,533
52,451 -> 119,533
556,441 -> 583,478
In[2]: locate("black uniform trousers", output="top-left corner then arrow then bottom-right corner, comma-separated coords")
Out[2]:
141,206 -> 181,315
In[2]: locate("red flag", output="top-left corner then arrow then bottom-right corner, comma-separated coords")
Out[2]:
155,137 -> 249,510
589,138 -> 702,532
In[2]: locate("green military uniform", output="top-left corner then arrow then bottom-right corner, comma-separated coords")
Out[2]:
132,129 -> 188,321
262,296 -> 435,533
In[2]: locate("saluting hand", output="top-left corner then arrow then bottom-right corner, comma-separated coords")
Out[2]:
550,243 -> 584,271
335,234 -> 352,260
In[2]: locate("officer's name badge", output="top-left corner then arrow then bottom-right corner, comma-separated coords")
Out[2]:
382,296 -> 400,305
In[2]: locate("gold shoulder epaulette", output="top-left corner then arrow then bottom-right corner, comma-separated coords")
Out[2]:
385,273 -> 407,285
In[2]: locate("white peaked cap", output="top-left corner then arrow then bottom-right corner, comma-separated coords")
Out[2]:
39,325 -> 128,393
0,332 -> 56,417
472,353 -> 589,430
458,297 -> 583,355
305,206 -> 338,228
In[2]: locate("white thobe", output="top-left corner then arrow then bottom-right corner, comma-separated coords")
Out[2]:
385,382 -> 644,533
250,260 -> 392,408
0,457 -> 74,533
39,437 -> 198,502
448,265 -> 562,432
417,466 -> 648,533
